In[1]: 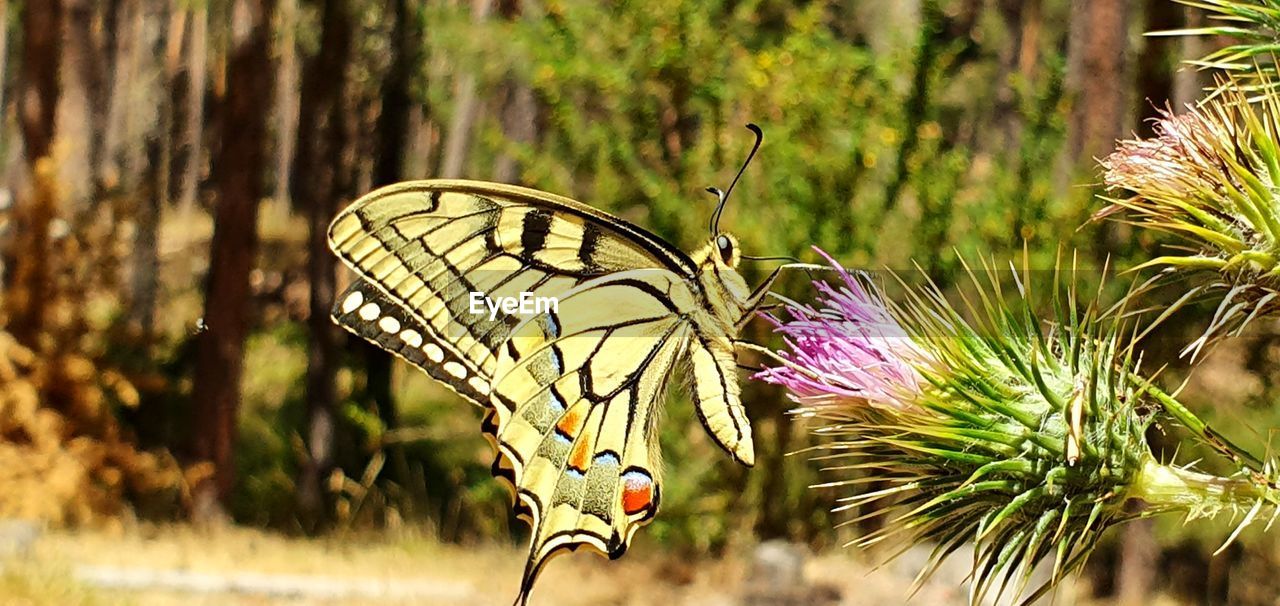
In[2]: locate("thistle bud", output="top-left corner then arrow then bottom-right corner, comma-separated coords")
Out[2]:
1100,83 -> 1280,356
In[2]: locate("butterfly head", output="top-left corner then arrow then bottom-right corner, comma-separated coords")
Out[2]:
714,233 -> 740,268
692,232 -> 753,325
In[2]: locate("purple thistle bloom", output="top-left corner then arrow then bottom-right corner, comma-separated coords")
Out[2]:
755,249 -> 929,413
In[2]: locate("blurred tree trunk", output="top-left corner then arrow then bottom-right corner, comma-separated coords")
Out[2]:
19,0 -> 63,166
190,0 -> 275,523
105,0 -> 148,191
0,1 -> 9,152
439,0 -> 493,179
127,0 -> 174,338
404,106 -> 434,179
7,0 -> 65,347
882,0 -> 945,212
162,9 -> 187,205
66,0 -> 121,197
373,0 -> 417,196
491,86 -> 535,180
991,0 -> 1042,148
293,0 -> 352,526
1017,1 -> 1043,83
122,3 -> 186,338
1136,0 -> 1181,136
0,1 -> 9,155
490,0 -> 537,183
133,138 -> 163,338
1064,0 -> 1131,171
178,5 -> 208,211
1173,6 -> 1206,108
364,0 -> 426,494
1117,517 -> 1157,606
273,0 -> 299,205
492,2 -> 537,184
1062,0 -> 1131,256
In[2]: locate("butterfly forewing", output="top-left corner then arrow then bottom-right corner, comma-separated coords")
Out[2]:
333,278 -> 493,404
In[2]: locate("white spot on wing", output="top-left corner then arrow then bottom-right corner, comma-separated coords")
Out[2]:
379,316 -> 402,333
341,291 -> 364,314
358,302 -> 381,321
444,361 -> 467,379
424,343 -> 444,363
399,329 -> 423,348
468,377 -> 490,395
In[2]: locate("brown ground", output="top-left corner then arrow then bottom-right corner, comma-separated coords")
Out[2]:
0,524 -> 1136,606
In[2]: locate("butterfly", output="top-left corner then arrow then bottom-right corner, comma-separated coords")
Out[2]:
328,125 -> 791,604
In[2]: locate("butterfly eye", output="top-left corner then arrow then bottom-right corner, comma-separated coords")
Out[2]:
716,235 -> 733,264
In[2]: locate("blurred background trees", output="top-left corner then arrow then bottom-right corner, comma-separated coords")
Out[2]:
0,0 -> 1274,603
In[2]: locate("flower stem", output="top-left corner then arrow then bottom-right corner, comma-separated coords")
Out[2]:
1130,457 -> 1277,513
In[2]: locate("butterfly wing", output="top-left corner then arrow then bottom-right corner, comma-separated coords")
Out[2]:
327,180 -> 712,600
327,180 -> 698,398
491,270 -> 698,600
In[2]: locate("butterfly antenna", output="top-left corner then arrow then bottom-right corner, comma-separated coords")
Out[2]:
742,253 -> 803,263
710,123 -> 764,235
706,187 -> 726,234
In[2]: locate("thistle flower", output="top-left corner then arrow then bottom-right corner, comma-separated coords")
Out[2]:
759,253 -> 1280,605
1099,83 -> 1280,356
756,250 -> 927,412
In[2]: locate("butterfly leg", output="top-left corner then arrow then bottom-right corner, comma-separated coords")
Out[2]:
735,262 -> 827,331
733,341 -> 831,384
753,302 -> 787,314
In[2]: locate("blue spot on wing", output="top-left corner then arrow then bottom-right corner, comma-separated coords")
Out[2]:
622,469 -> 653,484
549,387 -> 566,412
592,451 -> 620,466
549,346 -> 563,375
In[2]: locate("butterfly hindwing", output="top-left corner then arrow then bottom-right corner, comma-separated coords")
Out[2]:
487,271 -> 696,589
486,270 -> 691,558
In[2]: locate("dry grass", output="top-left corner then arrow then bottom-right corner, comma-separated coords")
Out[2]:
1,524 -> 788,605
0,523 -> 1117,606
23,524 -> 739,606
0,560 -> 120,606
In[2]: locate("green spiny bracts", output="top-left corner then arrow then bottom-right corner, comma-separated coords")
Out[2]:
1099,82 -> 1280,357
1151,1 -> 1280,92
758,252 -> 1280,605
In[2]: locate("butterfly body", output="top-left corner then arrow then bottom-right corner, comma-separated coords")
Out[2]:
328,180 -> 765,603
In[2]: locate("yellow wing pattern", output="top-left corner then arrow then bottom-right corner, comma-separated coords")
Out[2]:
327,180 -> 755,604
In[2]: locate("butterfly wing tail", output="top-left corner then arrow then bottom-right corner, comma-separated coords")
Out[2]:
513,554 -> 537,606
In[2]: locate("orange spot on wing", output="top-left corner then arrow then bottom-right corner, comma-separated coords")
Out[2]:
569,428 -> 593,471
622,472 -> 654,516
555,407 -> 584,439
